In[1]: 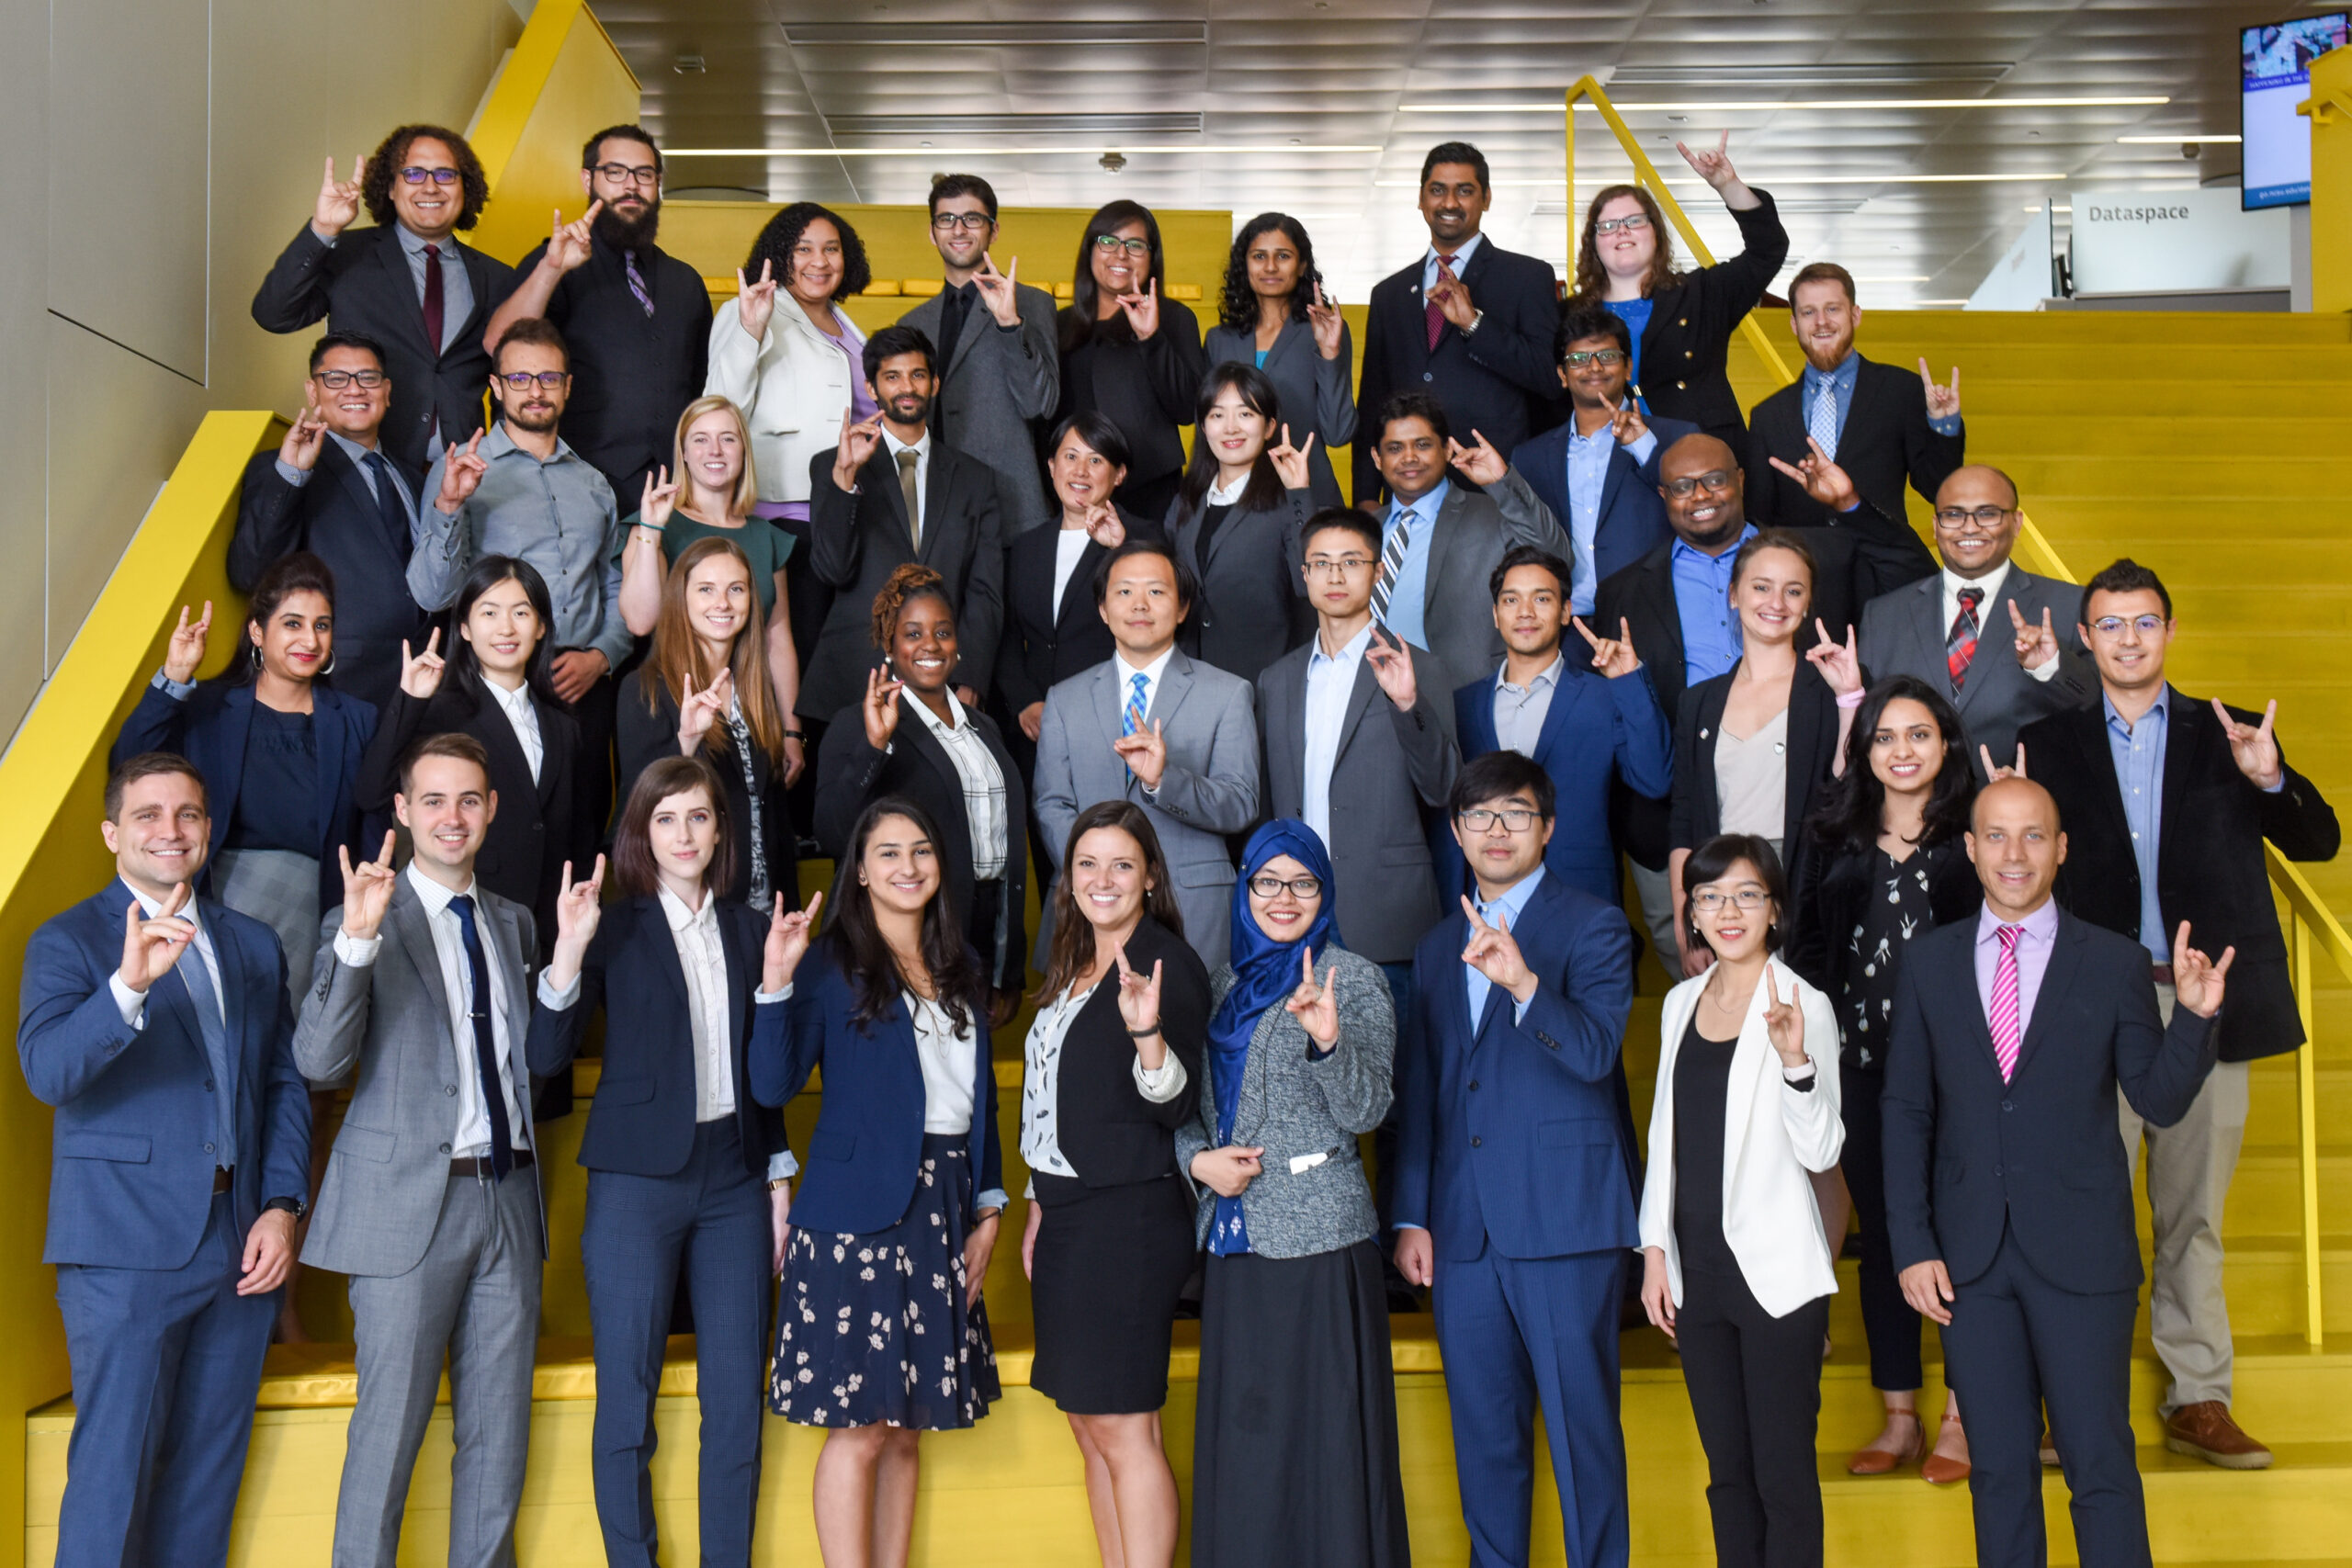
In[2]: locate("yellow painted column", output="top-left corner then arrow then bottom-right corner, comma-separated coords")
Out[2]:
2299,45 -> 2352,312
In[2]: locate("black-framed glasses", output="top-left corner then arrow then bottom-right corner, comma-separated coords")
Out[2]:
498,370 -> 570,391
932,211 -> 992,232
1934,505 -> 2013,528
1304,556 -> 1375,580
313,368 -> 386,389
2087,614 -> 2167,637
1092,234 -> 1151,257
1248,874 -> 1323,899
1456,807 -> 1539,833
1663,470 -> 1736,498
594,162 -> 659,186
1690,888 -> 1770,912
1594,213 -> 1651,236
399,166 -> 462,186
1561,348 -> 1629,368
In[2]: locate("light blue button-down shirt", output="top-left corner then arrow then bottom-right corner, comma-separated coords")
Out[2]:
1381,480 -> 1448,649
1565,411 -> 1657,613
1421,233 -> 1485,295
1801,352 -> 1963,451
1670,523 -> 1758,689
1301,625 -> 1374,849
2103,690 -> 2170,964
1492,656 -> 1564,758
1465,865 -> 1546,1027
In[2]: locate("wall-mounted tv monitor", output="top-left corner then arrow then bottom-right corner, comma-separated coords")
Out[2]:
2243,12 -> 2349,209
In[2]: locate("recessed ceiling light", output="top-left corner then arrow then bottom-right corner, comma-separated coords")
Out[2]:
1403,96 -> 2170,112
2116,134 -> 2241,144
666,144 -> 1385,157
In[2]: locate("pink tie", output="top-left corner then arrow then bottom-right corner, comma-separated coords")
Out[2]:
1425,254 -> 1455,351
1990,924 -> 2023,1083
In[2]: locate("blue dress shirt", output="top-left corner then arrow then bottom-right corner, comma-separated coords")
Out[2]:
1464,866 -> 1546,1026
1801,352 -> 1963,453
1421,234 -> 1486,295
1669,523 -> 1758,689
2103,691 -> 2170,964
1381,480 -> 1448,650
1564,412 -> 1657,612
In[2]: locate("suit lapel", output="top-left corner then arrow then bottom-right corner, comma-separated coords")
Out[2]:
532,697 -> 567,806
312,696 -> 351,860
862,449 -> 913,537
321,441 -> 385,547
1154,651 -> 1197,733
389,887 -> 455,1049
1091,661 -> 1126,747
1332,649 -> 1384,768
919,448 -> 955,562
1531,667 -> 1583,765
1785,667 -> 1828,834
1422,488 -> 1465,620
1459,671 -> 1500,758
1059,540 -> 1109,637
2013,917 -> 2086,1079
2158,683 -> 2199,843
373,230 -> 438,361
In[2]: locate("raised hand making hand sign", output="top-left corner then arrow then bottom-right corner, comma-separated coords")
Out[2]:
1445,430 -> 1509,487
1365,626 -> 1420,712
335,832 -> 401,942
1460,894 -> 1537,1006
1919,358 -> 1962,423
119,880 -> 198,996
1115,276 -> 1162,341
1283,946 -> 1340,1048
434,431 -> 488,516
312,154 -> 367,239
540,855 -> 608,990
1767,435 -> 1859,514
163,602 -> 214,685
1306,282 -> 1345,360
2008,600 -> 2061,672
545,201 -> 605,276
1574,615 -> 1643,680
860,665 -> 907,752
2212,698 -> 2285,790
733,258 -> 778,342
831,408 -> 886,493
973,253 -> 1023,328
279,403 -> 332,473
1112,716 -> 1170,791
397,628 -> 446,701
762,887 -> 825,993
676,670 -> 737,755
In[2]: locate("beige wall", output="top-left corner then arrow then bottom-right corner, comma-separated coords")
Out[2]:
0,0 -> 529,746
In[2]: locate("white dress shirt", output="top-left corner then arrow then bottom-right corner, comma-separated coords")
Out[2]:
1204,472 -> 1250,507
907,692 -> 1009,879
882,428 -> 932,540
1020,977 -> 1191,1182
336,864 -> 530,1156
1113,645 -> 1178,726
1052,528 -> 1091,622
662,885 -> 739,1122
481,676 -> 544,781
1942,562 -> 2057,682
109,884 -> 224,1032
1301,624 -> 1374,849
908,991 -> 1011,1213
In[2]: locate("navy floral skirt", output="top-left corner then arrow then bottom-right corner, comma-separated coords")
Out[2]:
769,1134 -> 1001,1429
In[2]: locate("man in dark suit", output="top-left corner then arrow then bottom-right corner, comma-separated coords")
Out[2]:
1513,305 -> 1699,615
1395,751 -> 1639,1568
1883,775 -> 2231,1568
252,124 -> 518,474
228,333 -> 429,713
17,753 -> 311,1568
803,324 -> 1005,728
899,174 -> 1061,531
1747,262 -> 1965,528
1850,463 -> 2095,774
481,124 -> 713,506
1355,142 -> 1564,504
2018,558 -> 2339,1472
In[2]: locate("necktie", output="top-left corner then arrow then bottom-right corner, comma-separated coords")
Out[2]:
1807,376 -> 1840,461
1122,671 -> 1148,739
1425,254 -> 1456,351
1989,922 -> 2024,1084
623,250 -> 655,317
897,448 -> 922,547
1372,507 -> 1413,625
421,243 -> 446,354
1947,586 -> 1985,692
171,928 -> 236,1162
447,895 -> 514,1178
363,451 -> 413,561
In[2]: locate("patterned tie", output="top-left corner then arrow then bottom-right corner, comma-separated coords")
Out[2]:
363,451 -> 413,561
1989,922 -> 2024,1084
421,243 -> 446,353
1947,586 -> 1985,692
447,895 -> 515,1178
897,448 -> 922,547
1807,375 -> 1840,461
170,930 -> 236,1161
1425,254 -> 1457,351
1371,506 -> 1413,626
624,250 -> 655,317
1122,671 -> 1148,739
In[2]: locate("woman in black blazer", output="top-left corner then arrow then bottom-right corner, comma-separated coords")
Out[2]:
1167,362 -> 1317,682
1668,530 -> 1864,978
616,536 -> 797,912
356,556 -> 590,945
1018,801 -> 1211,1568
1789,675 -> 1981,1482
1568,134 -> 1788,452
526,754 -> 792,1568
815,564 -> 1028,1020
1054,200 -> 1207,525
1203,213 -> 1356,512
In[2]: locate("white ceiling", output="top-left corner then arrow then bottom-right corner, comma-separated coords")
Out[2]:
601,0 -> 2334,305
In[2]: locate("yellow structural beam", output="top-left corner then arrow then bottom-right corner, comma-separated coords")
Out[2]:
2299,46 -> 2352,314
466,0 -> 642,268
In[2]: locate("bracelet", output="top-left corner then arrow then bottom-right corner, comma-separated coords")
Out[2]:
1834,685 -> 1866,710
1126,1022 -> 1162,1038
783,728 -> 808,741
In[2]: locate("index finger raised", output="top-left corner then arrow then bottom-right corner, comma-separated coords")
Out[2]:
1571,615 -> 1604,649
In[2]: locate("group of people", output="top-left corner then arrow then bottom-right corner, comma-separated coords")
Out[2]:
16,112 -> 2338,1568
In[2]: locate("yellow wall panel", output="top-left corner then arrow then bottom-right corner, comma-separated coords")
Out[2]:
467,0 -> 643,269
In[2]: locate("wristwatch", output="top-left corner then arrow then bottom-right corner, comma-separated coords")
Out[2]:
263,1195 -> 308,1221
1463,309 -> 1487,337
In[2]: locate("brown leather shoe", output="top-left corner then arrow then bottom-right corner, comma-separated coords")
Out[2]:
1849,1409 -> 1928,1475
1919,1412 -> 1971,1484
2164,1402 -> 2274,1470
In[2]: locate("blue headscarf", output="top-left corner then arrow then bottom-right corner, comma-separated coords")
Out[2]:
1204,819 -> 1342,1256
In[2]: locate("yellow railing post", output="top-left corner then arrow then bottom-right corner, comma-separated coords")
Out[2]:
2293,913 -> 2325,1346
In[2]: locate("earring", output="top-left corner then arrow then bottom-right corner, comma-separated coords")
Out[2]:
249,644 -> 264,671
320,649 -> 337,677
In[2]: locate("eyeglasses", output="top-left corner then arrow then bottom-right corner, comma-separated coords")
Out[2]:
1456,807 -> 1539,833
498,370 -> 570,391
2087,614 -> 2167,637
313,368 -> 386,389
1092,234 -> 1152,257
1594,213 -> 1651,236
932,211 -> 992,232
1663,470 -> 1736,498
593,162 -> 659,186
1690,888 -> 1771,913
1304,556 -> 1374,580
1561,348 -> 1629,368
1248,874 -> 1323,899
399,166 -> 462,186
1934,505 -> 2013,528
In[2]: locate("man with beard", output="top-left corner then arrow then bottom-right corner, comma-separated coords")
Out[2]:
411,319 -> 630,829
801,324 -> 1005,726
482,125 -> 713,505
1747,261 -> 1965,528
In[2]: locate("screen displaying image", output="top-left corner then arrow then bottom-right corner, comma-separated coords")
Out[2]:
2243,12 -> 2349,209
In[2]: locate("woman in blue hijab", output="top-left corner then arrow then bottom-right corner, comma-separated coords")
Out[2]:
1177,819 -> 1410,1567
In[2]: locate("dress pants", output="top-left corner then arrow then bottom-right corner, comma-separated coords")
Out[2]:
1430,1245 -> 1629,1568
1940,1221 -> 2146,1568
53,1190 -> 277,1568
1838,1065 -> 1922,1393
1674,1266 -> 1829,1568
336,1169 -> 544,1568
1627,861 -> 1679,967
583,1120 -> 772,1568
2116,983 -> 2248,1413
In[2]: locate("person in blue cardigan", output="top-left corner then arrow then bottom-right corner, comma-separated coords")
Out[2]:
752,794 -> 1004,1565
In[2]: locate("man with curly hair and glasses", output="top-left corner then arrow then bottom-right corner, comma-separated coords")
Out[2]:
254,123 -> 518,474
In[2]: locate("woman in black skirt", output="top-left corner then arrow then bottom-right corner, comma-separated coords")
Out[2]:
1018,801 -> 1211,1568
1177,819 -> 1409,1568
749,795 -> 1005,1563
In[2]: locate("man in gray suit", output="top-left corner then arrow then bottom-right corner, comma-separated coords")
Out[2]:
898,173 -> 1060,531
1258,509 -> 1459,1007
1363,391 -> 1571,687
1034,537 -> 1261,966
296,732 -> 546,1568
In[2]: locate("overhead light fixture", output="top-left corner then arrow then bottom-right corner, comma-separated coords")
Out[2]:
1605,62 -> 2013,87
825,112 -> 1204,137
666,144 -> 1384,157
784,21 -> 1204,47
2116,134 -> 2241,144
1402,96 -> 2170,112
673,53 -> 705,74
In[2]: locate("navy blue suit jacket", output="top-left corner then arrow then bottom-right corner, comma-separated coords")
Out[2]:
1396,873 -> 1637,1262
751,940 -> 1002,1236
1443,666 -> 1673,907
17,882 -> 311,1269
111,679 -> 378,917
1511,412 -> 1699,601
525,896 -> 789,1180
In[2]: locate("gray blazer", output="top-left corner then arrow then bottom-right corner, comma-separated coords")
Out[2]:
1857,565 -> 2095,777
1176,945 -> 1393,1258
1408,465 -> 1572,687
899,278 -> 1061,532
1201,317 -> 1358,512
294,879 -> 545,1276
1033,649 -> 1261,967
1257,635 -> 1460,964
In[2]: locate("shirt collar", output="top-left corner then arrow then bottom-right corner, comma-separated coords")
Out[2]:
1392,478 -> 1450,524
1799,352 -> 1859,395
396,223 -> 453,257
883,427 -> 931,460
404,861 -> 478,913
1975,896 -> 2060,944
658,882 -> 718,935
1671,522 -> 1757,569
328,431 -> 389,469
1944,560 -> 2011,607
482,421 -> 579,468
482,676 -> 535,719
1566,402 -> 1630,448
1309,623 -> 1375,669
1474,865 -> 1546,926
123,880 -> 204,935
907,687 -> 969,736
2103,686 -> 2169,734
1114,646 -> 1176,691
1204,471 -> 1250,507
1426,234 -> 1484,272
1498,653 -> 1565,694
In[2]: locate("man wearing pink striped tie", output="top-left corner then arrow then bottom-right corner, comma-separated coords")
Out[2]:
1880,777 -> 2232,1568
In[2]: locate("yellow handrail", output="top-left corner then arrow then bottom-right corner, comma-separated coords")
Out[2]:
1564,72 -> 2336,1346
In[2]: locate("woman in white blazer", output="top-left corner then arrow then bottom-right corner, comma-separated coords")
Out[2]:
1639,831 -> 1842,1568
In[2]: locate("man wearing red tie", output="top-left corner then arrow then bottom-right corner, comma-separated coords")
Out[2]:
1881,776 -> 2229,1568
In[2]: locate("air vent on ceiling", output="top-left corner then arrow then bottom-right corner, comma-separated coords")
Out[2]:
1534,196 -> 1865,217
822,113 -> 1204,138
1605,62 -> 2013,87
785,22 -> 1207,48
